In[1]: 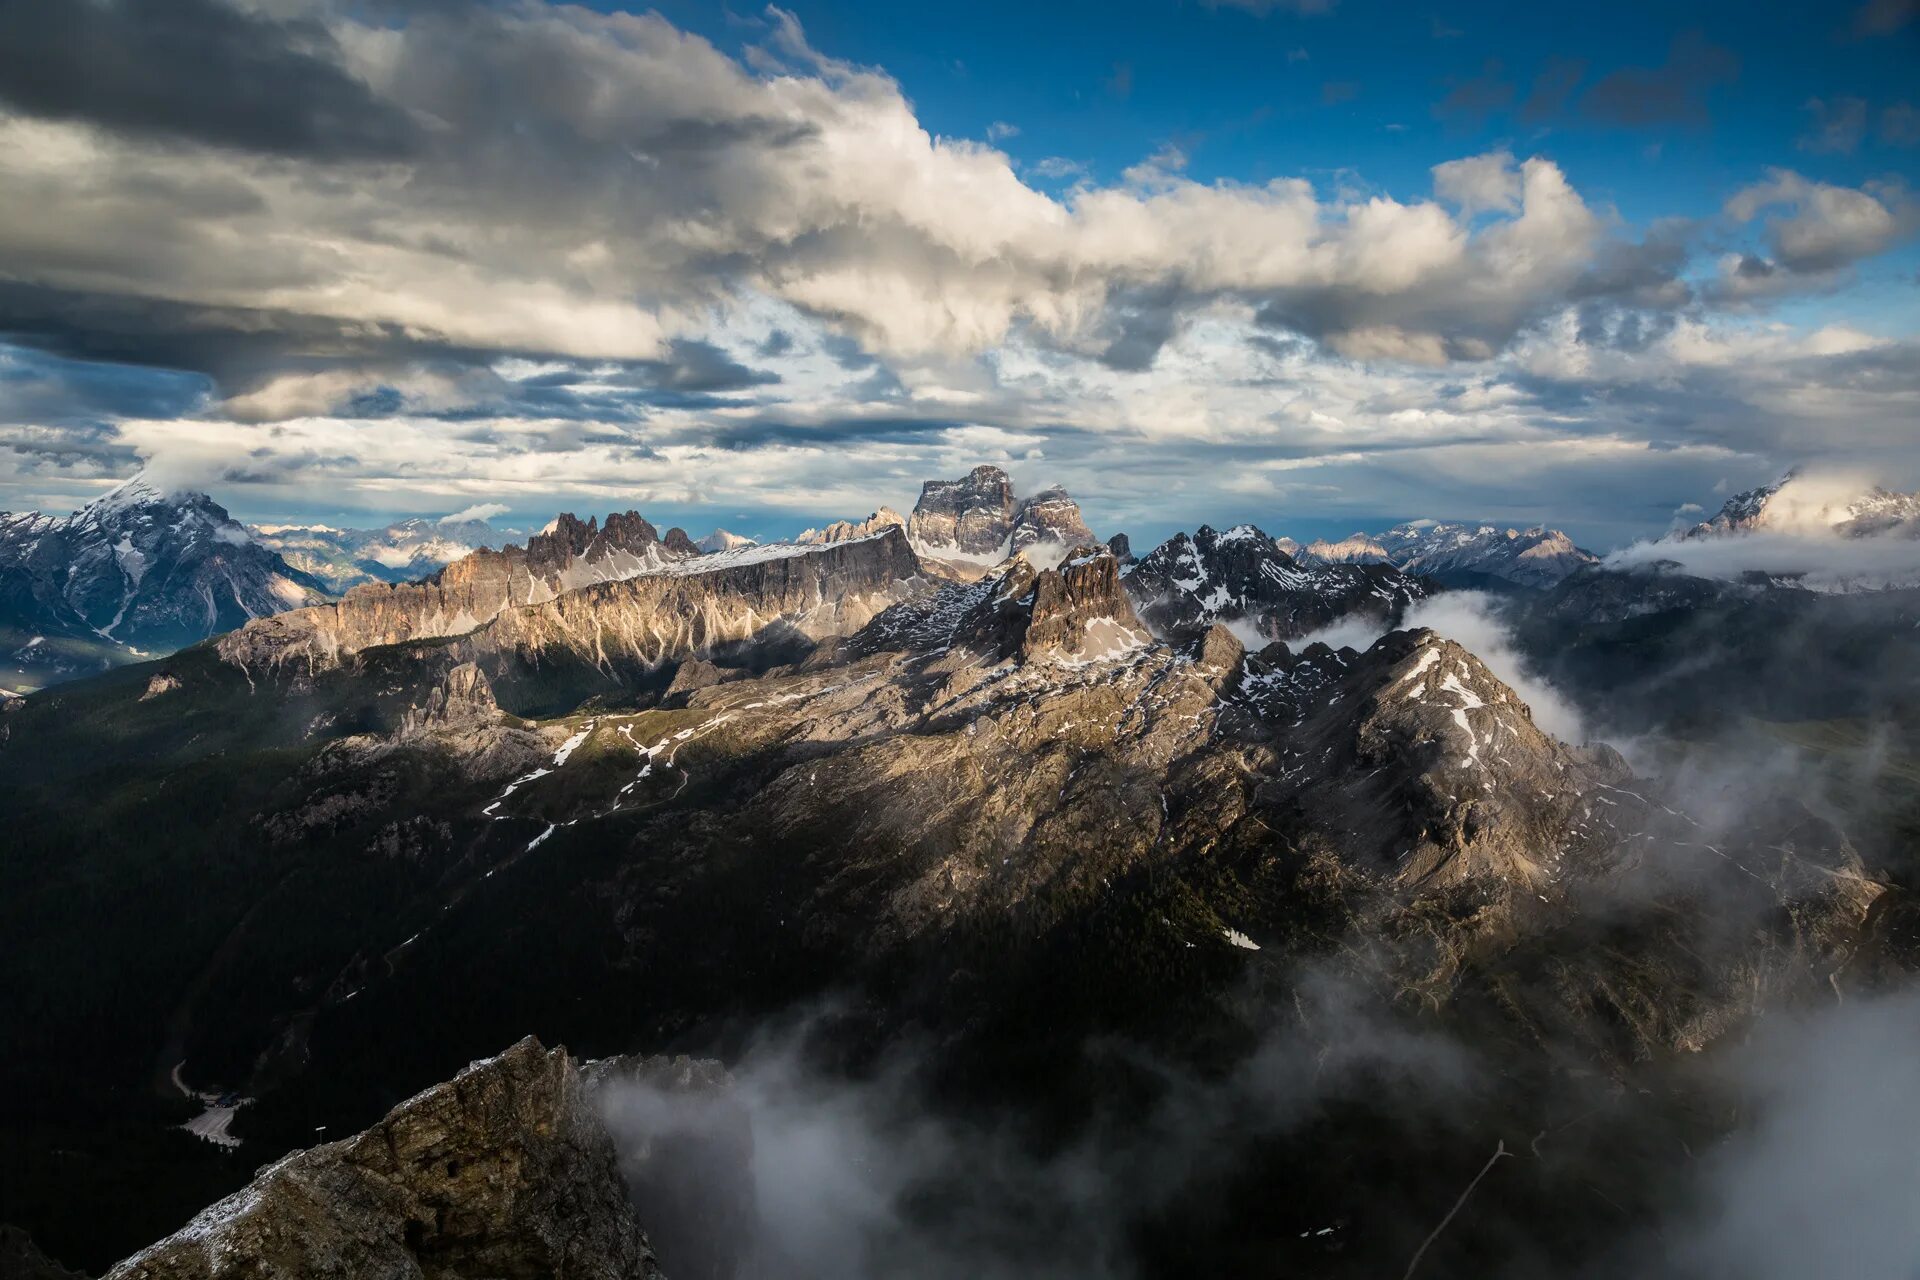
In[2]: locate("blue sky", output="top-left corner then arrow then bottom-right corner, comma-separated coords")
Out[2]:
0,0 -> 1914,551
646,1 -> 1917,217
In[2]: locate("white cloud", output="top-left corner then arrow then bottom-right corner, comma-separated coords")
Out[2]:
1431,149 -> 1521,218
1725,169 -> 1916,272
0,2 -> 1914,543
0,3 -> 1652,373
439,501 -> 509,524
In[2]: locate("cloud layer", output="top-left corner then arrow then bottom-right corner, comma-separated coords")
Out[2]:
0,1 -> 1913,543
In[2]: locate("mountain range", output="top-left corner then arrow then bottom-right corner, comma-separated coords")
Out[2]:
1282,521 -> 1600,590
3,466 -> 1917,1276
31,464 -> 1884,697
249,515 -> 518,594
1680,471 -> 1920,540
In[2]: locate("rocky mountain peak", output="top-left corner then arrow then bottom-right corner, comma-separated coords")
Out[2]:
1010,486 -> 1096,563
907,467 -> 1095,577
106,1036 -> 661,1280
939,545 -> 1147,663
1125,524 -> 1429,641
1683,472 -> 1920,540
1245,627 -> 1625,890
0,473 -> 329,680
907,465 -> 1019,561
796,507 -> 905,546
1302,531 -> 1392,564
1293,522 -> 1597,590
399,661 -> 502,737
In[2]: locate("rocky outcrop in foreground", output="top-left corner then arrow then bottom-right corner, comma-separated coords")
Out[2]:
108,1037 -> 660,1280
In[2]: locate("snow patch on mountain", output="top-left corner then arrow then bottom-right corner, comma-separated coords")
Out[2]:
1298,521 -> 1597,590
696,529 -> 759,554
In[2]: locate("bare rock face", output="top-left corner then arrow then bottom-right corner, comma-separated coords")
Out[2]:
796,507 -> 905,546
943,547 -> 1148,663
107,1037 -> 660,1280
906,466 -> 1096,577
1124,524 -> 1429,642
1010,486 -> 1096,558
1245,628 -> 1626,889
467,528 -> 925,675
217,509 -> 700,672
907,465 -> 1017,560
220,527 -> 920,677
400,663 -> 501,737
1190,622 -> 1245,689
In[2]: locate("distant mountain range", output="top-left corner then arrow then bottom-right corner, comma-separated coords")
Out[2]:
6,468 -> 1915,696
249,516 -> 520,594
1122,523 -> 1430,642
1681,471 -> 1920,540
1279,522 -> 1600,590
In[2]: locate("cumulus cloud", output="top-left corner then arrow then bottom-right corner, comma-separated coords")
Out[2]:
439,501 -> 509,525
1724,169 -> 1916,275
0,0 -> 1675,388
0,2 -> 1911,540
1432,149 -> 1522,217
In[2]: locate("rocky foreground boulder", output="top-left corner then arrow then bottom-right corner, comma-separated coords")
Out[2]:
108,1038 -> 662,1280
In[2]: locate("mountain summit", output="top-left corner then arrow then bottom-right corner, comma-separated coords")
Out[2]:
906,465 -> 1095,577
0,474 -> 327,687
1123,524 -> 1430,641
1682,472 -> 1920,540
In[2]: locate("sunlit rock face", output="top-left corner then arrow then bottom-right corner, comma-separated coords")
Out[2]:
906,466 -> 1096,579
797,506 -> 905,546
220,524 -> 925,676
105,1037 -> 662,1280
216,508 -> 700,669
